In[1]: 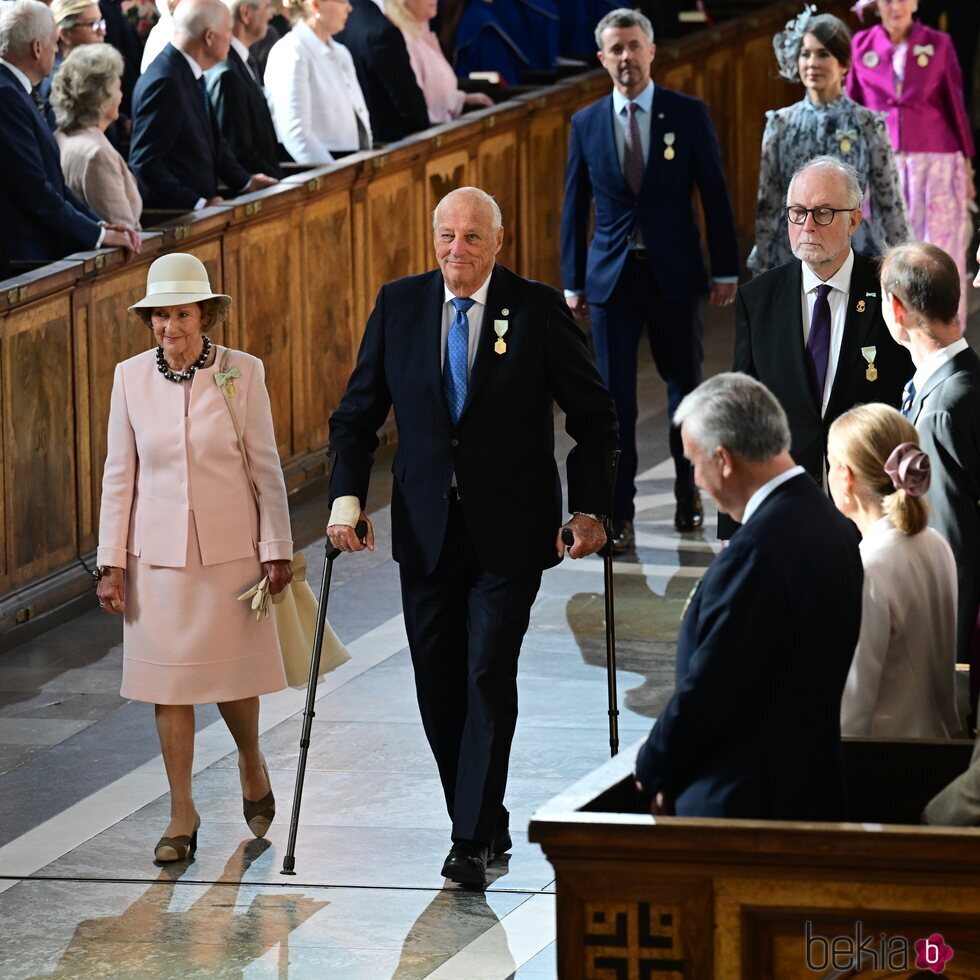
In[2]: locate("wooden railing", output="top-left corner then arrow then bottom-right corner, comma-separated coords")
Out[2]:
0,1 -> 846,645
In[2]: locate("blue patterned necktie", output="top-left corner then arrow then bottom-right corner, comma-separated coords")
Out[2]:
901,379 -> 916,418
444,297 -> 474,423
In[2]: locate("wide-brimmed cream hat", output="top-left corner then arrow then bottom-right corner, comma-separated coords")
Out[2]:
128,253 -> 232,312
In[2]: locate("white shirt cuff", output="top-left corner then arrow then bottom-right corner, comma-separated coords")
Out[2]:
713,276 -> 738,284
194,198 -> 207,211
329,495 -> 361,527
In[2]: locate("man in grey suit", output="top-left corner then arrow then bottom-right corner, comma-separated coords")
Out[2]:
880,241 -> 980,718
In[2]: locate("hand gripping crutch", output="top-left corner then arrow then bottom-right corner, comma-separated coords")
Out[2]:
562,450 -> 621,757
281,518 -> 366,875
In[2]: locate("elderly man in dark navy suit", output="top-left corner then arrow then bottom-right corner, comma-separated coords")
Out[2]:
561,7 -> 738,551
129,0 -> 277,211
327,187 -> 618,887
634,373 -> 863,820
0,0 -> 139,271
205,0 -> 287,179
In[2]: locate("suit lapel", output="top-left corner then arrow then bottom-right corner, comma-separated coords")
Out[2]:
642,87 -> 665,196
777,262 -> 820,411
598,97 -> 628,195
424,272 -> 451,418
465,264 -> 508,416
826,254 -> 880,417
911,354 -> 961,423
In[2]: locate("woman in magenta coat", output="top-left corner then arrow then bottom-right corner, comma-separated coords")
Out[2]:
847,0 -> 975,325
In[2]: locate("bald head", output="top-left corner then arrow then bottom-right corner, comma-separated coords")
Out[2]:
173,0 -> 231,66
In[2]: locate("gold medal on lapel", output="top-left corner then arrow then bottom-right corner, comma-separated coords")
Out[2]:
861,345 -> 878,382
856,299 -> 866,313
917,53 -> 929,67
840,138 -> 851,154
493,318 -> 508,355
663,132 -> 675,161
225,380 -> 236,397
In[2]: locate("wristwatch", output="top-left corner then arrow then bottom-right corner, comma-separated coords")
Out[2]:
572,512 -> 607,525
92,565 -> 112,583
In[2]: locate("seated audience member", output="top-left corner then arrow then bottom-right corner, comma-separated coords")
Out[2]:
828,404 -> 959,738
924,737 -> 980,825
38,0 -> 108,125
52,44 -> 143,226
335,0 -> 428,143
385,0 -> 491,123
130,0 -> 277,211
205,0 -> 287,178
141,0 -> 179,71
264,0 -> 371,164
0,0 -> 140,266
880,241 -> 980,715
634,373 -> 863,821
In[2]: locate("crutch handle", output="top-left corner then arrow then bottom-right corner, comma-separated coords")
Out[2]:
325,520 -> 369,561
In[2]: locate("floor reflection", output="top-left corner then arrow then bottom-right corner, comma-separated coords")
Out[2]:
43,839 -> 327,978
393,885 -> 516,979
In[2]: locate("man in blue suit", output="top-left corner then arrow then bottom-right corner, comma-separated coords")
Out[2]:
0,0 -> 139,272
129,0 -> 276,211
560,7 -> 738,549
634,373 -> 863,821
327,187 -> 618,886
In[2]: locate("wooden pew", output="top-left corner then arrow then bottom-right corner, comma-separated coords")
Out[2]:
529,737 -> 980,978
0,0 -> 849,646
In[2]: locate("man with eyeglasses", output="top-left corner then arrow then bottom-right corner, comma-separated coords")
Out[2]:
729,155 -> 911,520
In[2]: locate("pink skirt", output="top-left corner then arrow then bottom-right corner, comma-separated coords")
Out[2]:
121,512 -> 287,705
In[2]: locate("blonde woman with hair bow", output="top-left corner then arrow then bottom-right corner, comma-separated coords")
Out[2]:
828,403 -> 960,738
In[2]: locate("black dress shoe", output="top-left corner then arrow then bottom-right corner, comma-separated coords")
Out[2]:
441,842 -> 488,886
674,487 -> 704,532
611,518 -> 635,554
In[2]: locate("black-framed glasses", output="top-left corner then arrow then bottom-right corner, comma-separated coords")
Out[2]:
785,205 -> 855,226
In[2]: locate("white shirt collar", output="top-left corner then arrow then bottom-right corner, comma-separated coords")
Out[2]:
444,270 -> 493,306
740,465 -> 806,526
174,44 -> 204,79
912,337 -> 969,389
0,58 -> 33,94
801,248 -> 855,295
612,80 -> 654,115
229,35 -> 251,66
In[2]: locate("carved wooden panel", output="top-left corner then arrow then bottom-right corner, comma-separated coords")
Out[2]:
2,293 -> 77,585
363,168 -> 424,305
520,110 -> 567,286
424,148 -> 473,230
479,131 -> 519,271
226,215 -> 296,458
296,191 -> 356,453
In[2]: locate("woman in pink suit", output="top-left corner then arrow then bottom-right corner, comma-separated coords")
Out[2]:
95,253 -> 293,863
847,0 -> 975,325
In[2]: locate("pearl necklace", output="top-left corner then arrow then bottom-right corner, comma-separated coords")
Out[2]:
156,336 -> 212,383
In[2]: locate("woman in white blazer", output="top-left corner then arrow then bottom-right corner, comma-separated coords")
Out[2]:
828,404 -> 960,738
96,254 -> 293,863
263,0 -> 372,164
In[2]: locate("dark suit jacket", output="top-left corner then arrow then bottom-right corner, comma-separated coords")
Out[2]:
733,252 -> 913,484
129,44 -> 251,209
328,264 -> 618,577
335,0 -> 429,145
911,345 -> 980,662
635,474 -> 863,820
205,46 -> 285,179
0,64 -> 102,264
560,86 -> 738,304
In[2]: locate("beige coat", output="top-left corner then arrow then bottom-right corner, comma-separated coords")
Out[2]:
55,126 -> 142,227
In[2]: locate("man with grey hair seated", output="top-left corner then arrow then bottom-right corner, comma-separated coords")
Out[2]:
0,0 -> 140,272
723,155 -> 912,537
129,0 -> 277,210
634,372 -> 863,819
205,0 -> 286,178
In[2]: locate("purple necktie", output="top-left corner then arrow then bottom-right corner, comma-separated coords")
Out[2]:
807,283 -> 832,401
623,102 -> 644,197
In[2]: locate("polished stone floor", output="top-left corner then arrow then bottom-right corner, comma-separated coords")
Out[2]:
2,291 -> 976,978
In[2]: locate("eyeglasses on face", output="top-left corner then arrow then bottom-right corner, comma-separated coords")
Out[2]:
72,18 -> 107,30
785,205 -> 855,226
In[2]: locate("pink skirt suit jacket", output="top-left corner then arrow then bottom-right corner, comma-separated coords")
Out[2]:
97,345 -> 291,704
